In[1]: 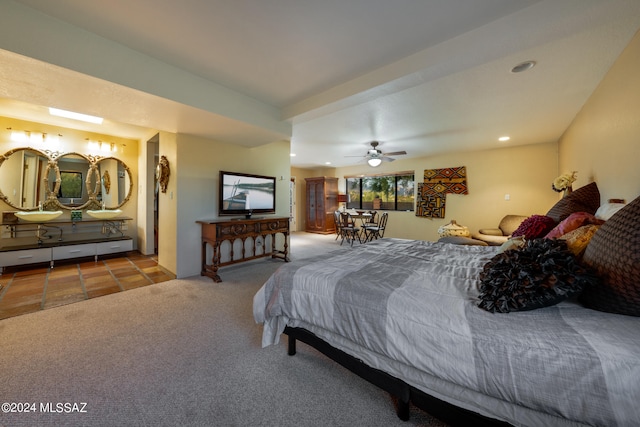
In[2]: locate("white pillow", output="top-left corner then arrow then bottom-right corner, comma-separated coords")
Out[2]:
594,202 -> 626,220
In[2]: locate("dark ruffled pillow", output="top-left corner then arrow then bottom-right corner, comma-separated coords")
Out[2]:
478,239 -> 598,313
580,195 -> 640,316
546,182 -> 600,222
511,215 -> 557,239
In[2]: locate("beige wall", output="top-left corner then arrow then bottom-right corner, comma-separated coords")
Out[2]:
0,116 -> 140,244
169,135 -> 291,278
331,143 -> 559,242
558,29 -> 640,203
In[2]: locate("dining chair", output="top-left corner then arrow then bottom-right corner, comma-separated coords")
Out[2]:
338,212 -> 360,246
333,210 -> 342,240
366,210 -> 378,224
363,212 -> 388,242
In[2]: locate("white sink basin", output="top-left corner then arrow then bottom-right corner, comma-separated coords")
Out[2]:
86,209 -> 123,220
15,210 -> 64,222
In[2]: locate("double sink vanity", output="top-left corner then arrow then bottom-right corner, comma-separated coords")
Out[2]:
0,146 -> 134,273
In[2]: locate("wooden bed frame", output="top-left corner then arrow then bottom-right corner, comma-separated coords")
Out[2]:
285,326 -> 510,427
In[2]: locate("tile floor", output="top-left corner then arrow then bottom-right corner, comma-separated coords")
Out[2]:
0,252 -> 175,320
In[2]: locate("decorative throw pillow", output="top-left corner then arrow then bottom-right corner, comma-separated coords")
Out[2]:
511,215 -> 557,240
497,236 -> 526,253
477,239 -> 598,313
546,182 -> 600,222
580,195 -> 640,317
558,224 -> 600,257
545,212 -> 604,239
594,202 -> 626,220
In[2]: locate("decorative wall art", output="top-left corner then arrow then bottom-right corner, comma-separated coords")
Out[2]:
416,166 -> 468,218
102,170 -> 111,194
156,155 -> 170,193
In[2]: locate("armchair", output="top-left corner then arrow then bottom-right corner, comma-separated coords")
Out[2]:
472,214 -> 528,246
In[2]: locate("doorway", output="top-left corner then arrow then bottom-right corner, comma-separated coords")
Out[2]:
147,134 -> 160,255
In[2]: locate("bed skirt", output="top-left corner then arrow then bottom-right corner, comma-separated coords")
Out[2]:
284,326 -> 509,427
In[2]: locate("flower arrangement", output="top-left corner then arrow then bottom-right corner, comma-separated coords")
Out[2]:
552,171 -> 577,192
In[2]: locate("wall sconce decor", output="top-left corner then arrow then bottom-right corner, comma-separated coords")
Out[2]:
156,155 -> 170,193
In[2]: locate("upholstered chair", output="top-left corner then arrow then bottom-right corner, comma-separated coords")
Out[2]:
472,215 -> 528,246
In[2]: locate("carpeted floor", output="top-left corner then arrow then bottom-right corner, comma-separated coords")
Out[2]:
0,232 -> 448,426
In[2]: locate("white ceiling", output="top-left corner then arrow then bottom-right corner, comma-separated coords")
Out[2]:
2,0 -> 640,168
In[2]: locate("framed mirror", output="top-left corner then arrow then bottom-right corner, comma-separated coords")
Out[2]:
0,147 -> 55,210
96,157 -> 133,209
0,148 -> 133,212
55,152 -> 93,209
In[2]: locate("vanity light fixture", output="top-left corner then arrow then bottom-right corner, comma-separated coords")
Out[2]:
498,136 -> 510,142
100,142 -> 115,153
49,107 -> 103,124
87,139 -> 100,151
87,139 -> 116,153
8,128 -> 61,146
9,129 -> 28,143
29,132 -> 43,144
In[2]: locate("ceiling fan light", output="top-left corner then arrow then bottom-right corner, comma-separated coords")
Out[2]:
368,158 -> 382,167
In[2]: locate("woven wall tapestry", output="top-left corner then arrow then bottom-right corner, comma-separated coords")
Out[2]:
416,166 -> 468,218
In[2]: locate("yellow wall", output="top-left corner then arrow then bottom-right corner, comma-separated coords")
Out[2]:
558,29 -> 640,203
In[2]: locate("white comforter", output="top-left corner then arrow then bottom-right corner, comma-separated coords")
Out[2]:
253,238 -> 640,426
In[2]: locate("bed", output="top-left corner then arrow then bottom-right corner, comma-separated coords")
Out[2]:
253,188 -> 640,427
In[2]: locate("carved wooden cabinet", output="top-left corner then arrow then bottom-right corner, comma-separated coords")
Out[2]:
196,216 -> 289,282
305,177 -> 338,234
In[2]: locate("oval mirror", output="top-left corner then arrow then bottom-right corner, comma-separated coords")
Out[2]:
0,147 -> 54,210
55,152 -> 93,209
96,157 -> 133,209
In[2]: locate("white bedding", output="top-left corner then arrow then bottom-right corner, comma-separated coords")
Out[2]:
253,238 -> 640,426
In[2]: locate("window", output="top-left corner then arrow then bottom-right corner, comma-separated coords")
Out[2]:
346,173 -> 414,211
58,171 -> 83,198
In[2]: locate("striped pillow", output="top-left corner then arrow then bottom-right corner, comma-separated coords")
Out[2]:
546,182 -> 600,222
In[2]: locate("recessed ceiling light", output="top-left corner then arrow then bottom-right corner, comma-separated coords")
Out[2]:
498,136 -> 510,142
49,107 -> 103,124
325,162 -> 331,165
511,60 -> 536,73
290,153 -> 296,157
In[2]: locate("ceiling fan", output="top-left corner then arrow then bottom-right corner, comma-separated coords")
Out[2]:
347,141 -> 407,167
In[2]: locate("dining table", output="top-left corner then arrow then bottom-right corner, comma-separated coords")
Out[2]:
346,211 -> 373,243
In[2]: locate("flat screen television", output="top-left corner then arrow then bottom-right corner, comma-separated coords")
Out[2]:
219,170 -> 276,217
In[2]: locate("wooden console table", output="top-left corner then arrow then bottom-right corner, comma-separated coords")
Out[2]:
196,216 -> 290,282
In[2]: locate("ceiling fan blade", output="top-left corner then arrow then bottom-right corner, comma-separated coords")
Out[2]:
382,150 -> 407,156
381,156 -> 396,162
